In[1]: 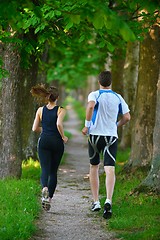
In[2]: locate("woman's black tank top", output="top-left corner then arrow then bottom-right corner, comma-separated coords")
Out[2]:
41,105 -> 61,138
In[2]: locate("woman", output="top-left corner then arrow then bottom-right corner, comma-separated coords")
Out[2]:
31,85 -> 68,211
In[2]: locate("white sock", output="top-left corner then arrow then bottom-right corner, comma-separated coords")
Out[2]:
105,199 -> 111,205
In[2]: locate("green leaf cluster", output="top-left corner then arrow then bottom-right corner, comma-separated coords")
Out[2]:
0,0 -> 159,86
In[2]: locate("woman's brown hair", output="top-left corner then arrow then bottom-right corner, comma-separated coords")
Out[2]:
30,85 -> 59,102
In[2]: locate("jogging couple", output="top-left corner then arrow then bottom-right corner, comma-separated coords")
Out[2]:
31,70 -> 130,218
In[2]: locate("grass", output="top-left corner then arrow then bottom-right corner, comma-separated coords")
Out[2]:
21,158 -> 41,181
0,161 -> 41,240
99,148 -> 160,240
1,99 -> 159,239
69,99 -> 160,239
0,127 -> 72,240
72,100 -> 85,122
66,96 -> 85,130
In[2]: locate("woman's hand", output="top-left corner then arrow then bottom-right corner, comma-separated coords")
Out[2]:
62,136 -> 68,143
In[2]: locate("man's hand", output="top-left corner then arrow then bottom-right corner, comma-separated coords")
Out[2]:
82,127 -> 88,135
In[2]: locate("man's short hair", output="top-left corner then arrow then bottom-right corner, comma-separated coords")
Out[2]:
98,71 -> 112,87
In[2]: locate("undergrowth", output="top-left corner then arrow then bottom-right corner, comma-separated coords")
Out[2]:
1,99 -> 159,240
70,98 -> 160,240
0,169 -> 41,240
99,148 -> 160,240
0,128 -> 71,240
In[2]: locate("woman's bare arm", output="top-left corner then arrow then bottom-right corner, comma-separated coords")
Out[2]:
32,107 -> 42,133
57,107 -> 68,143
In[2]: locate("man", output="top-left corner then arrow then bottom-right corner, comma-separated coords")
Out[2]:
82,70 -> 130,219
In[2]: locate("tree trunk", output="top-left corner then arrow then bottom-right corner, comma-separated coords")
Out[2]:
138,25 -> 160,193
111,48 -> 126,95
111,48 -> 126,140
21,40 -> 48,160
18,55 -> 39,160
128,25 -> 160,169
0,43 -> 22,178
140,73 -> 160,194
120,41 -> 139,149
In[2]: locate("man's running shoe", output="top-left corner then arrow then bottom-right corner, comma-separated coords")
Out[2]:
103,202 -> 112,219
91,201 -> 101,211
41,187 -> 50,211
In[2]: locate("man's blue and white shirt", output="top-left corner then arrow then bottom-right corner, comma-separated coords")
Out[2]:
88,89 -> 130,137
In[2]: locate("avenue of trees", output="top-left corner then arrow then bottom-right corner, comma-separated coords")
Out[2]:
0,0 -> 160,193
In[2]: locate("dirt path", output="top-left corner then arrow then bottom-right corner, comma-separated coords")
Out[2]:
33,106 -> 117,240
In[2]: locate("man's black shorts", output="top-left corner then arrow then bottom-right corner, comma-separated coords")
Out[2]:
88,135 -> 118,166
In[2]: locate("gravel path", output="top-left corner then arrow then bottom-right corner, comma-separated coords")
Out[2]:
33,106 -> 117,240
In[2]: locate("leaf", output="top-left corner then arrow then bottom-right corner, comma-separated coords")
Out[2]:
70,15 -> 80,24
79,35 -> 85,43
104,13 -> 119,30
104,16 -> 112,30
45,11 -> 55,19
54,10 -> 61,16
65,21 -> 73,30
30,15 -> 40,26
0,68 -> 9,79
93,13 -> 104,29
99,41 -> 105,48
119,22 -> 136,42
25,43 -> 35,54
107,42 -> 115,52
35,23 -> 46,34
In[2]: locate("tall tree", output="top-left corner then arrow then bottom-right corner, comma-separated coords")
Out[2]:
120,41 -> 139,149
140,72 -> 160,193
1,43 -> 22,178
111,48 -> 126,96
128,24 -> 160,169
24,43 -> 49,159
18,54 -> 39,160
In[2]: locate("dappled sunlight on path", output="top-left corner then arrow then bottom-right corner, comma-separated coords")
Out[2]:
33,105 -> 117,240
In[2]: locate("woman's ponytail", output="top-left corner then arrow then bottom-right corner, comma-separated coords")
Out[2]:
31,85 -> 59,103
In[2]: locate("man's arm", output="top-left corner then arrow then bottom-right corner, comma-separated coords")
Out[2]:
86,101 -> 95,120
117,112 -> 131,128
82,101 -> 95,135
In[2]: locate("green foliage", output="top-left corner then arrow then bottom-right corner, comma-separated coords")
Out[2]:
0,177 -> 41,240
46,42 -> 103,88
0,1 -> 152,55
99,148 -> 160,239
0,58 -> 9,79
0,0 -> 159,86
64,130 -> 72,139
0,150 -> 70,239
22,158 -> 41,181
0,159 -> 41,240
67,97 -> 85,129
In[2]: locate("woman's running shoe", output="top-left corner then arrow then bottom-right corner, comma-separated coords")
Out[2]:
41,187 -> 51,211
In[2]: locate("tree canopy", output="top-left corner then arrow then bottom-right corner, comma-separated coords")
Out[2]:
0,0 -> 159,87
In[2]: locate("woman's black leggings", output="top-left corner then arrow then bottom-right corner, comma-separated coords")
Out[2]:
38,134 -> 64,198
